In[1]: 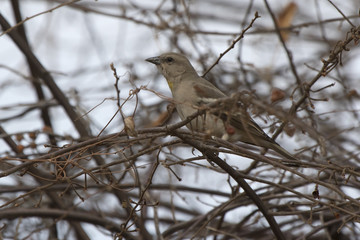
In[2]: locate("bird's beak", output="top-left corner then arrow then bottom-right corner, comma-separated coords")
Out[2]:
145,56 -> 161,65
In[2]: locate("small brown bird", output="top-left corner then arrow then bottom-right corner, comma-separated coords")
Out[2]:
146,52 -> 296,159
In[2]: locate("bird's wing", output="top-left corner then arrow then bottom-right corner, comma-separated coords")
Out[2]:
229,111 -> 276,143
192,78 -> 227,104
193,78 -> 277,145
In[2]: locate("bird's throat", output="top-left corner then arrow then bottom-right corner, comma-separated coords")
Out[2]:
167,80 -> 174,91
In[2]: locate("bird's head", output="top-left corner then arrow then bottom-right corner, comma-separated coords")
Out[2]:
146,52 -> 198,90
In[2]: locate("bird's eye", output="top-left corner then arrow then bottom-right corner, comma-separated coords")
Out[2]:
166,57 -> 174,63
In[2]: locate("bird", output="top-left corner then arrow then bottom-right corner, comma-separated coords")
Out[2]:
146,52 -> 296,160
